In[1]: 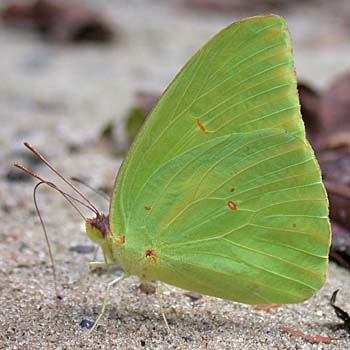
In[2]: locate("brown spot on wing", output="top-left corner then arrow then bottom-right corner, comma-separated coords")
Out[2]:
116,236 -> 125,244
145,249 -> 157,262
196,119 -> 207,133
228,200 -> 237,211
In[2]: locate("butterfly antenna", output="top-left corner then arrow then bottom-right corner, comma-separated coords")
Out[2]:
33,181 -> 60,299
22,142 -> 100,216
13,162 -> 98,300
70,176 -> 110,201
14,163 -> 94,218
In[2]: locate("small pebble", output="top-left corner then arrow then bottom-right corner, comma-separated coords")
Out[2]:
69,244 -> 95,254
184,291 -> 202,301
182,336 -> 193,342
79,319 -> 94,329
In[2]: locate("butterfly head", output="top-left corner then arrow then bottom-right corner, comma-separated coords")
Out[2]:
85,213 -> 110,246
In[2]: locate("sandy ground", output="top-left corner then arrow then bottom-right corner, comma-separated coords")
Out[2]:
1,1 -> 349,349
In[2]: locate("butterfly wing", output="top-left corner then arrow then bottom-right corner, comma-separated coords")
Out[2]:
110,15 -> 330,304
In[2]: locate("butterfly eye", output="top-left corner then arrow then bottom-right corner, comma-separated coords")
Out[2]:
86,219 -> 103,244
85,215 -> 110,245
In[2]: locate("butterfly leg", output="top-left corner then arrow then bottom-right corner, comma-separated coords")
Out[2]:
89,273 -> 129,333
77,261 -> 119,294
155,282 -> 171,334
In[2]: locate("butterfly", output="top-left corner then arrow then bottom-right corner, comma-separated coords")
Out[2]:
17,15 -> 330,332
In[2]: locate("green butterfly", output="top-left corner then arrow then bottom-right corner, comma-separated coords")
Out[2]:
19,14 -> 331,332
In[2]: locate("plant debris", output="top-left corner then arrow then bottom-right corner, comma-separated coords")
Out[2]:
1,0 -> 115,43
186,0 -> 288,12
183,291 -> 202,301
253,304 -> 281,312
330,290 -> 350,331
299,73 -> 350,269
329,222 -> 350,269
139,282 -> 156,295
280,327 -> 334,344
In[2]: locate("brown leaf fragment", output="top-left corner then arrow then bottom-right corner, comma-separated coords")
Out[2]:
319,148 -> 350,186
297,82 -> 322,146
186,0 -> 288,12
319,131 -> 350,150
184,291 -> 203,301
323,180 -> 350,228
298,73 -> 350,150
281,327 -> 334,344
253,304 -> 281,312
320,72 -> 350,133
139,283 -> 156,295
329,221 -> 350,269
317,144 -> 350,269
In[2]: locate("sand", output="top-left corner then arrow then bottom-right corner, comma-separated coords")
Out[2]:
1,1 -> 349,349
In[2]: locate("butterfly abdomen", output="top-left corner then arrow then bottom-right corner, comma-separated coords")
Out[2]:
101,227 -> 162,281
